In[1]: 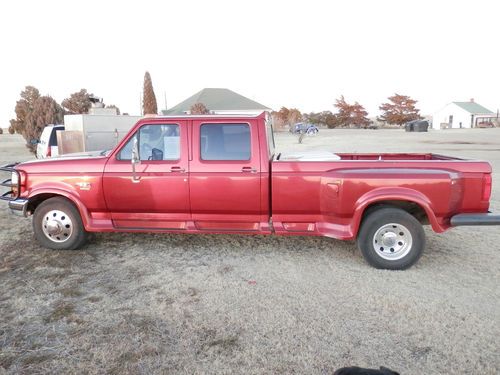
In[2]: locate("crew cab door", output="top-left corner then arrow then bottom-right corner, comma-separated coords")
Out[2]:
103,121 -> 190,229
190,120 -> 262,231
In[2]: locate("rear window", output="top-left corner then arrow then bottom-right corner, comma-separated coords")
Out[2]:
200,124 -> 250,161
49,127 -> 64,146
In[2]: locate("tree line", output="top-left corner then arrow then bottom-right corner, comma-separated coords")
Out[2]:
272,94 -> 422,130
8,71 -> 159,153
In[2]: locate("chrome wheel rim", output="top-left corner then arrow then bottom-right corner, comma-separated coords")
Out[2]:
42,210 -> 73,243
373,223 -> 412,260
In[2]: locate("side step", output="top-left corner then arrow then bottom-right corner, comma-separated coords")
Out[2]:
450,213 -> 500,226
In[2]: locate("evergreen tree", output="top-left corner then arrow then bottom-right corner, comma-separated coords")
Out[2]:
143,71 -> 158,115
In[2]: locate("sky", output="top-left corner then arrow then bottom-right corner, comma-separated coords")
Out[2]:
0,0 -> 499,126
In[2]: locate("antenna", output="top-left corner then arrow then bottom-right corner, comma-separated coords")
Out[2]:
164,91 -> 167,110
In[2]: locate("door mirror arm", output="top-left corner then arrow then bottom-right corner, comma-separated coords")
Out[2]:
131,137 -> 141,183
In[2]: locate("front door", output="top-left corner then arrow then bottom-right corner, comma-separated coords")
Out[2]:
103,121 -> 190,230
189,120 -> 262,231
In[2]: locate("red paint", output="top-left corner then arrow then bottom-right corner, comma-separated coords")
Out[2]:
14,112 -> 493,240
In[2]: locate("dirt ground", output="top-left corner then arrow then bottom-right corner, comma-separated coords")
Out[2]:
0,129 -> 499,374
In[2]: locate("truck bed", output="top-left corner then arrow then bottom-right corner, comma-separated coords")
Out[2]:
271,153 -> 491,239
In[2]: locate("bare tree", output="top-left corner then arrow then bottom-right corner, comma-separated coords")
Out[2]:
61,89 -> 92,114
9,86 -> 63,153
190,102 -> 210,115
105,104 -> 121,115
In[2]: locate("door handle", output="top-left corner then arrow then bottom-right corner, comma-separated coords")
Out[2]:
170,166 -> 186,173
241,167 -> 257,173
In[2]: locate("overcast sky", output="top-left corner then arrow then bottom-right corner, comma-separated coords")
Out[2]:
0,0 -> 499,126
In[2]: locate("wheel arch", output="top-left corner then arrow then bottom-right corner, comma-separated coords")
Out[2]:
27,189 -> 91,229
351,188 -> 444,238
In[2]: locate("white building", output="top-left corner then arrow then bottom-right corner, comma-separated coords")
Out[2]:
432,99 -> 495,129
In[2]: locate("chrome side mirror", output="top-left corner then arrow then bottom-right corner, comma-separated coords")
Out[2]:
131,137 -> 141,183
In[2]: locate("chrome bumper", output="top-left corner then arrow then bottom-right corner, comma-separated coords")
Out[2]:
450,213 -> 500,226
8,198 -> 29,217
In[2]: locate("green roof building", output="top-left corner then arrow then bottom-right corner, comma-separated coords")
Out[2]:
432,99 -> 496,129
162,88 -> 271,115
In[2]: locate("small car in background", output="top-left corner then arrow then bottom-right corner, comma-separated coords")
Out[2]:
292,122 -> 319,134
35,124 -> 65,159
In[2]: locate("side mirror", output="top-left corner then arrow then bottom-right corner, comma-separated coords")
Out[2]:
152,148 -> 163,161
131,137 -> 141,183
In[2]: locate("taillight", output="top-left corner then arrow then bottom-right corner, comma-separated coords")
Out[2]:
482,174 -> 492,201
46,147 -> 51,158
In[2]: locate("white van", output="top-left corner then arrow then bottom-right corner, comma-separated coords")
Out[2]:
36,124 -> 65,159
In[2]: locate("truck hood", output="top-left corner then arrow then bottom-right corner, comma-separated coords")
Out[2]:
16,150 -> 109,173
21,150 -> 107,164
278,150 -> 341,161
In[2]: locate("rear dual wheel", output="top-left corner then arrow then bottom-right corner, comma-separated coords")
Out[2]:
357,207 -> 425,270
33,197 -> 88,250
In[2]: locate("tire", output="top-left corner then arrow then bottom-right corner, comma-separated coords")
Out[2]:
32,197 -> 89,250
357,207 -> 425,270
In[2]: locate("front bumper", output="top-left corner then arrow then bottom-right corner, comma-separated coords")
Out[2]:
450,213 -> 500,226
8,198 -> 29,217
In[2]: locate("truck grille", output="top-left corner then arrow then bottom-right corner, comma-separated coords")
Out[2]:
0,163 -> 21,201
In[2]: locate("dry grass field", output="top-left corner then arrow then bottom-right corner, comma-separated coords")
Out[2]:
1,129 -> 499,374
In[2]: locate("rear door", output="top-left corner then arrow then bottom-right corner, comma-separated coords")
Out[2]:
103,121 -> 190,230
189,120 -> 262,231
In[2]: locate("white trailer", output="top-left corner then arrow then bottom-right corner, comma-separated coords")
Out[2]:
62,113 -> 142,153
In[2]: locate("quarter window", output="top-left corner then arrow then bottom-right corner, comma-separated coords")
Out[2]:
200,124 -> 250,161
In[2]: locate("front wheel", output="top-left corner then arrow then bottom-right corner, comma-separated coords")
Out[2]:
33,197 -> 89,250
357,207 -> 425,270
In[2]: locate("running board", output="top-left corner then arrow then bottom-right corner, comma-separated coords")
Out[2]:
450,213 -> 500,226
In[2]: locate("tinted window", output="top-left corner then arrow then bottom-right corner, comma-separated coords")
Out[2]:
118,124 -> 180,161
49,127 -> 64,146
200,124 -> 250,161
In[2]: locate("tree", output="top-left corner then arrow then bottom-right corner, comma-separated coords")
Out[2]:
332,95 -> 371,128
61,89 -> 92,114
378,94 -> 422,125
190,102 -> 210,115
143,71 -> 158,115
350,102 -> 371,128
304,111 -> 338,128
271,107 -> 302,129
9,86 -> 64,153
105,104 -> 121,115
9,86 -> 40,135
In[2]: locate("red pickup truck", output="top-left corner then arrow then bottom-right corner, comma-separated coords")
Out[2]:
2,112 -> 499,269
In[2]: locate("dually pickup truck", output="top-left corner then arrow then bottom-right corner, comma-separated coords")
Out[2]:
2,112 -> 499,269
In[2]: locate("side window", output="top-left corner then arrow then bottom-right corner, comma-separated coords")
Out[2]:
118,124 -> 180,161
49,128 -> 64,146
200,124 -> 250,161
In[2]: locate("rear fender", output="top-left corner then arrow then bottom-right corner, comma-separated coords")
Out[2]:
352,187 -> 444,237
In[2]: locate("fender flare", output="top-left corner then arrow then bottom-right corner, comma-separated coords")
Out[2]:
27,188 -> 91,230
351,187 -> 445,237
